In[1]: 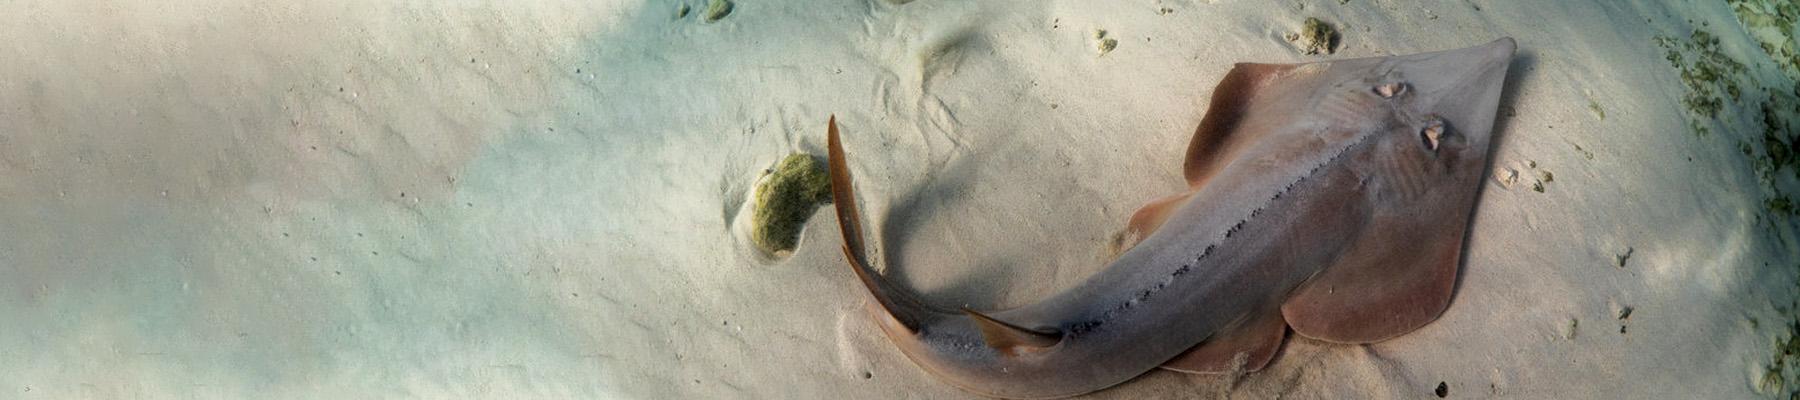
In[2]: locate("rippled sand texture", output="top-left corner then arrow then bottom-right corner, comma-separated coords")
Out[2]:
3,0 -> 1797,398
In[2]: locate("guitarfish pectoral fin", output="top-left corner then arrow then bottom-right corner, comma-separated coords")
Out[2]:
1279,213 -> 1463,344
963,308 -> 1063,351
1183,62 -> 1299,189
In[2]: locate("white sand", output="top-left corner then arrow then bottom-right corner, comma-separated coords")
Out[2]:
4,0 -> 1798,398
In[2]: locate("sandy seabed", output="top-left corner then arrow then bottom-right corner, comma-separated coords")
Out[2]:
4,0 -> 1800,398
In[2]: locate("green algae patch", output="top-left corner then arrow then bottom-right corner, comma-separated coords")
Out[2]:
1653,27 -> 1800,222
703,0 -> 734,23
1656,29 -> 1748,132
1728,0 -> 1800,83
1749,91 -> 1800,219
1287,18 -> 1340,56
751,154 -> 832,257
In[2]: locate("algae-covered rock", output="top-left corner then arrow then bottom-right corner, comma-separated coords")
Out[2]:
703,0 -> 734,23
751,153 -> 832,256
1287,18 -> 1340,55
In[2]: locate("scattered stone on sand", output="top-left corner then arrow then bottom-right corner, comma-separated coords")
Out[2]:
1760,367 -> 1784,395
750,153 -> 832,257
1495,167 -> 1520,189
1435,382 -> 1449,398
1094,29 -> 1118,56
1607,300 -> 1638,331
1571,142 -> 1596,160
1286,17 -> 1340,55
1520,162 -> 1551,193
1565,318 -> 1579,340
1761,314 -> 1800,395
703,0 -> 734,23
